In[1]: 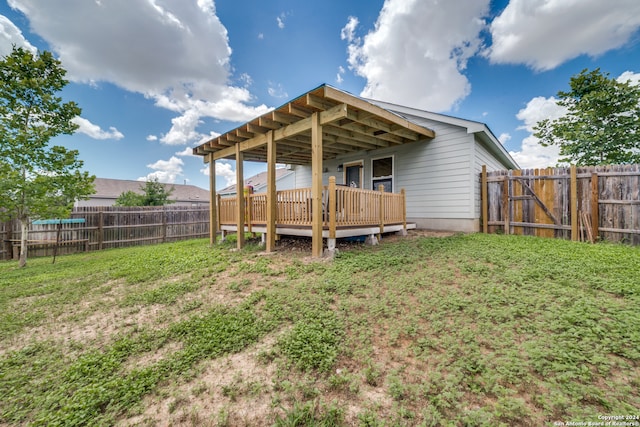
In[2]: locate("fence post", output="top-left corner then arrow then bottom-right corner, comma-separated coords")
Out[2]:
216,194 -> 222,232
502,175 -> 510,235
401,188 -> 407,234
327,177 -> 337,253
570,165 -> 578,241
591,173 -> 599,241
481,165 -> 488,233
2,220 -> 12,260
378,184 -> 385,237
98,210 -> 104,250
162,207 -> 167,243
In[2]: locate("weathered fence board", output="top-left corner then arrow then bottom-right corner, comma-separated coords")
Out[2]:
1,206 -> 210,260
482,164 -> 640,245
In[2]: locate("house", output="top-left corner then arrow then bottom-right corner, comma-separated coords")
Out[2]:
218,167 -> 295,196
75,178 -> 210,207
193,84 -> 518,257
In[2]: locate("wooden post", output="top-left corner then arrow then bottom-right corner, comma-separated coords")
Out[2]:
4,219 -> 14,260
481,165 -> 488,233
502,175 -> 510,235
216,194 -> 222,232
235,144 -> 245,249
327,176 -> 337,253
98,210 -> 104,250
591,172 -> 599,241
329,176 -> 336,240
570,165 -> 578,241
245,185 -> 253,234
208,154 -> 217,245
266,131 -> 277,252
401,188 -> 407,233
311,113 -> 323,258
378,184 -> 385,237
161,207 -> 167,243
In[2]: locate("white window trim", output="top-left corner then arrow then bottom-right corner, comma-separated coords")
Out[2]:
371,155 -> 394,193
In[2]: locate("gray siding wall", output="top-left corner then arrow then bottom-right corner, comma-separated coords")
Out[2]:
293,114 -> 478,224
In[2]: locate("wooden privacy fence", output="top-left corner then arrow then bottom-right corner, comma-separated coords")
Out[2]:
481,164 -> 640,245
1,205 -> 210,261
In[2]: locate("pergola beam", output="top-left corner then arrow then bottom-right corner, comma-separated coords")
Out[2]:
209,103 -> 348,162
323,85 -> 435,139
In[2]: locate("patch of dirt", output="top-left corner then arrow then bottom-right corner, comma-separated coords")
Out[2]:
3,266 -> 278,357
119,333 -> 282,427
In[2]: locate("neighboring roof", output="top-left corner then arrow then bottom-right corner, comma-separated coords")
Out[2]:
193,84 -> 436,165
219,168 -> 293,195
367,99 -> 519,170
91,178 -> 209,203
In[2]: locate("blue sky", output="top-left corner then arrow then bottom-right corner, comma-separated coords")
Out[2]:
1,0 -> 639,190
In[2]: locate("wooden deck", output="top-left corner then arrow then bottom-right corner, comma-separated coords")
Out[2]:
216,184 -> 412,241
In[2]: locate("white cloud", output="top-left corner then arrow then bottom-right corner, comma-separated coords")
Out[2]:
200,160 -> 236,187
238,72 -> 253,87
344,0 -> 490,112
146,135 -> 158,141
498,133 -> 511,144
276,11 -> 291,30
336,66 -> 345,84
0,14 -> 36,56
340,16 -> 359,42
7,0 -> 270,146
175,147 -> 195,157
71,116 -> 124,140
486,0 -> 640,71
508,96 -> 568,168
160,109 -> 202,145
617,71 -> 640,85
267,82 -> 288,99
140,156 -> 184,183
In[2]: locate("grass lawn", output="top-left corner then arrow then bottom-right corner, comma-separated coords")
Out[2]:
0,232 -> 639,426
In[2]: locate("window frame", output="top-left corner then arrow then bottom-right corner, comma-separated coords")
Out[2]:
370,155 -> 394,193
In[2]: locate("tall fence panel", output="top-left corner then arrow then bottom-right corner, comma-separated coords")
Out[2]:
481,164 -> 640,245
1,206 -> 210,260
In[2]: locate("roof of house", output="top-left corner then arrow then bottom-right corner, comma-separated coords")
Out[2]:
192,83 -> 518,170
91,178 -> 209,203
219,168 -> 293,195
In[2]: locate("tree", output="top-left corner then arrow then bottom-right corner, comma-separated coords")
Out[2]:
141,178 -> 175,206
114,178 -> 175,206
0,47 -> 95,267
114,190 -> 144,206
535,68 -> 640,166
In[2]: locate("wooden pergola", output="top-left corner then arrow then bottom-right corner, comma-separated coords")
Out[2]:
193,84 -> 435,257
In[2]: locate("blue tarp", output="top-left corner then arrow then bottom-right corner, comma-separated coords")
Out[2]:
32,218 -> 85,225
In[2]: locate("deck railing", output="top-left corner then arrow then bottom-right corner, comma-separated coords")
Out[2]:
217,181 -> 406,232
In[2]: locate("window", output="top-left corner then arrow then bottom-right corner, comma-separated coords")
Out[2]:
372,156 -> 393,192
